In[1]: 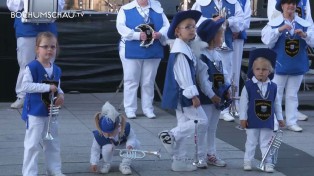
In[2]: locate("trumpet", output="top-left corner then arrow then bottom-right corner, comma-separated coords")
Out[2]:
229,74 -> 240,117
116,149 -> 161,160
218,7 -> 231,51
44,93 -> 60,140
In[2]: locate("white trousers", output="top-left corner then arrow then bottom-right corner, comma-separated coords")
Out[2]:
273,74 -> 303,126
244,128 -> 274,163
22,115 -> 62,176
16,37 -> 37,98
202,104 -> 221,155
232,39 -> 244,99
119,46 -> 161,114
171,105 -> 208,159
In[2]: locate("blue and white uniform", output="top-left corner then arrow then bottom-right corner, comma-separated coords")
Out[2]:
262,14 -> 314,127
21,59 -> 64,176
116,0 -> 169,117
6,0 -> 64,100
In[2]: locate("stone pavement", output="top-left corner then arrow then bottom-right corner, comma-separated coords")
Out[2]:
0,92 -> 314,176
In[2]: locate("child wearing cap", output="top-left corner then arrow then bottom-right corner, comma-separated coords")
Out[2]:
194,18 -> 230,167
158,10 -> 209,172
90,102 -> 140,175
239,48 -> 285,172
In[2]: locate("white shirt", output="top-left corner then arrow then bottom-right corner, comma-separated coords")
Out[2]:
239,77 -> 283,121
241,0 -> 251,31
7,0 -> 65,12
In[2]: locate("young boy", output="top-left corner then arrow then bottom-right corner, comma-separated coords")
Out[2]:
239,48 -> 285,172
90,102 -> 140,175
158,10 -> 209,172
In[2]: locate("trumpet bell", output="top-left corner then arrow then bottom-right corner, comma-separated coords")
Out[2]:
44,132 -> 54,140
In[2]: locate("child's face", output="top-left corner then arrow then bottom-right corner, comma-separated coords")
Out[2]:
36,37 -> 57,62
175,18 -> 197,42
212,27 -> 224,48
253,59 -> 271,82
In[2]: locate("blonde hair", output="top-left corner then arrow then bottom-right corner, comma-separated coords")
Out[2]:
36,32 -> 59,56
253,57 -> 274,73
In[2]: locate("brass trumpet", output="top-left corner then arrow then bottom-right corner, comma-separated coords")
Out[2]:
44,93 -> 59,140
115,149 -> 161,160
218,7 -> 231,51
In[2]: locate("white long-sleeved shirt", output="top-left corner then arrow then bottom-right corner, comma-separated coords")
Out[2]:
241,0 -> 251,31
261,15 -> 314,48
239,77 -> 283,121
22,64 -> 63,94
192,0 -> 244,32
7,0 -> 65,12
90,128 -> 138,165
116,0 -> 170,46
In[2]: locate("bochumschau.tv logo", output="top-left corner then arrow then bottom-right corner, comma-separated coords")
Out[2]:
11,11 -> 84,19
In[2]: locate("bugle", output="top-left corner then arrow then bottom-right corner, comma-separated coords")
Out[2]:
115,149 -> 161,160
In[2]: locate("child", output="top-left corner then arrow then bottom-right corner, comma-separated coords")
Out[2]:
195,18 -> 229,167
239,48 -> 285,172
21,32 -> 65,176
158,10 -> 209,172
90,101 -> 140,175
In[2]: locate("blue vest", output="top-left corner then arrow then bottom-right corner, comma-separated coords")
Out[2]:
198,54 -> 224,104
92,122 -> 131,147
200,0 -> 235,49
162,53 -> 196,109
245,80 -> 276,130
237,0 -> 247,40
124,8 -> 164,59
14,17 -> 58,38
21,60 -> 62,122
271,22 -> 309,75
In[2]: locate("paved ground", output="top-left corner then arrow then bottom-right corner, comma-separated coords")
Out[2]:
1,92 -> 314,176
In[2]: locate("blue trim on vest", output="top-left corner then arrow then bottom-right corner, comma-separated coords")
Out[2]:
162,53 -> 196,109
237,0 -> 247,40
200,0 -> 235,49
245,80 -> 277,130
14,17 -> 58,38
93,122 -> 131,147
271,23 -> 309,75
124,8 -> 164,59
21,60 -> 61,122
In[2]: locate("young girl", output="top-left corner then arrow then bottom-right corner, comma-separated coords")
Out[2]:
239,48 -> 285,172
159,10 -> 209,172
194,18 -> 229,167
21,32 -> 65,176
90,101 -> 140,175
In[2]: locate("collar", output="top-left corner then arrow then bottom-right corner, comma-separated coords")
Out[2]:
268,14 -> 311,27
252,76 -> 271,84
196,0 -> 237,6
122,0 -> 163,13
171,38 -> 195,61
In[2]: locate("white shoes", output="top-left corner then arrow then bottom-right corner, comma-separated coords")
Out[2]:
243,161 -> 252,171
144,112 -> 156,119
193,158 -> 208,168
10,97 -> 24,109
119,163 -> 132,175
207,154 -> 226,167
220,113 -> 235,122
172,158 -> 197,172
288,124 -> 303,132
158,130 -> 174,155
297,111 -> 308,121
100,163 -> 111,174
126,112 -> 136,119
265,163 -> 275,173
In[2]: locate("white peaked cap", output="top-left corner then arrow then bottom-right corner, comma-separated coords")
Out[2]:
101,101 -> 120,122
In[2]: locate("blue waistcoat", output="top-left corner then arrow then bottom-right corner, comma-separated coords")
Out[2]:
21,60 -> 62,122
200,0 -> 235,49
271,23 -> 309,75
14,17 -> 58,38
92,122 -> 131,147
237,0 -> 247,40
124,8 -> 164,59
198,54 -> 224,104
161,53 -> 196,109
245,80 -> 277,130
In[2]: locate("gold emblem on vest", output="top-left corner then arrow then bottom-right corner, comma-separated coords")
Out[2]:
285,39 -> 299,57
254,99 -> 272,120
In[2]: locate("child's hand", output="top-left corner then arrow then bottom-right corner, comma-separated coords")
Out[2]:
278,120 -> 285,128
50,85 -> 57,93
192,96 -> 200,108
54,94 -> 64,106
211,95 -> 221,105
153,32 -> 162,39
126,145 -> 133,150
90,165 -> 98,173
240,120 -> 247,129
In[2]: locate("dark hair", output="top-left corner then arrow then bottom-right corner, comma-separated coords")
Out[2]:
280,0 -> 299,5
36,32 -> 59,56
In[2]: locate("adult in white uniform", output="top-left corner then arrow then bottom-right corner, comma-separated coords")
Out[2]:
116,0 -> 169,119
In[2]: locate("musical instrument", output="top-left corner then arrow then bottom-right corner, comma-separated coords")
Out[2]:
218,7 -> 231,51
192,120 -> 199,166
229,74 -> 240,117
22,0 -> 58,23
135,24 -> 155,48
115,149 -> 161,160
258,130 -> 284,171
44,93 -> 60,140
214,84 -> 232,111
